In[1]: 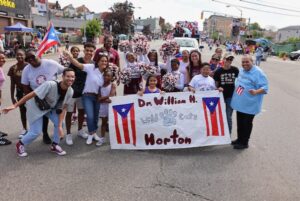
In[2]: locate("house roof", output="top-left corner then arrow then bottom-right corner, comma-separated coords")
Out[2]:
76,5 -> 90,13
278,26 -> 300,31
62,4 -> 75,10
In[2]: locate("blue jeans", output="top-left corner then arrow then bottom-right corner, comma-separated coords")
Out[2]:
255,56 -> 262,66
82,94 -> 100,133
21,110 -> 60,145
225,98 -> 233,134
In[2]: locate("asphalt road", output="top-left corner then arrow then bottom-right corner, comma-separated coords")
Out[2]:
0,40 -> 300,201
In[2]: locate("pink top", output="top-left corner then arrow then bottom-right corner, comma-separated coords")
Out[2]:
0,68 -> 5,90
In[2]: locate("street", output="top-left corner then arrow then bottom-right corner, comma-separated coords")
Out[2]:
0,40 -> 300,201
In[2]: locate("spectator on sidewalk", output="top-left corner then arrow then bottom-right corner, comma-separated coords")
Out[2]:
231,55 -> 268,149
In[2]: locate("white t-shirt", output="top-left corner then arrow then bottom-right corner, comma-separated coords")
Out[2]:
189,74 -> 216,91
82,64 -> 104,94
21,59 -> 64,90
179,61 -> 189,84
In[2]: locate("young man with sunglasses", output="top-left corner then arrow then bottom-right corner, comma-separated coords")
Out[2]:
21,50 -> 64,144
213,53 -> 239,134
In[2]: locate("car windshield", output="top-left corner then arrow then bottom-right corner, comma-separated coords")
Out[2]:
176,40 -> 195,48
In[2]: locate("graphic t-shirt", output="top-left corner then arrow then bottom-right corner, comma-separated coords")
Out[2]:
189,74 -> 216,91
214,66 -> 239,99
21,59 -> 64,90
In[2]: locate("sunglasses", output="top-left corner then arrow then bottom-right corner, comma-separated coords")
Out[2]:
99,52 -> 109,56
212,58 -> 220,61
25,55 -> 36,62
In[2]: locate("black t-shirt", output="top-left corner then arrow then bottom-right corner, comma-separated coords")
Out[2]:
69,57 -> 91,98
213,66 -> 239,99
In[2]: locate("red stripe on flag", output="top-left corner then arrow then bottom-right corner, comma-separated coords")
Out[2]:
217,102 -> 225,136
210,110 -> 219,136
202,101 -> 210,136
130,106 -> 136,146
122,117 -> 130,144
37,41 -> 58,57
113,110 -> 122,144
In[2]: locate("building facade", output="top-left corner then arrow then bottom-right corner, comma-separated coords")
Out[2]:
0,0 -> 32,33
276,26 -> 300,43
134,17 -> 163,34
204,15 -> 246,40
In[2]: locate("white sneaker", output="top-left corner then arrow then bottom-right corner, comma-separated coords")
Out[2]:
66,134 -> 73,145
93,133 -> 101,141
77,130 -> 88,139
86,135 -> 93,145
96,137 -> 105,147
18,129 -> 27,139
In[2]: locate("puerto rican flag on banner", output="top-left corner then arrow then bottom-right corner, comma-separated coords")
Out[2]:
236,85 -> 244,95
202,97 -> 225,137
112,103 -> 137,146
36,23 -> 60,58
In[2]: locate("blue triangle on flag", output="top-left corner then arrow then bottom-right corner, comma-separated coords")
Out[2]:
113,103 -> 134,118
202,97 -> 220,113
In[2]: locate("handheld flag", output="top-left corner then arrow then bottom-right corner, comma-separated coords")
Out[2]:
36,23 -> 60,58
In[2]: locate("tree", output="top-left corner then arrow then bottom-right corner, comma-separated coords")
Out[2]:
81,19 -> 102,41
107,1 -> 134,35
142,24 -> 152,35
250,22 -> 262,31
161,22 -> 173,34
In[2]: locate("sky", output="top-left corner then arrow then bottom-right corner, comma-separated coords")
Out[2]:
56,0 -> 300,30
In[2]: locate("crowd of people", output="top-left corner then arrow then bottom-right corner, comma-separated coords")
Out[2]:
0,34 -> 269,157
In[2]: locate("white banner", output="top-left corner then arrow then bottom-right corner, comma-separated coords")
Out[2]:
109,91 -> 231,150
35,0 -> 47,13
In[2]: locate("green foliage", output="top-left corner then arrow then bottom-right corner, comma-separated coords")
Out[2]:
211,31 -> 219,40
252,30 -> 263,39
286,37 -> 300,44
81,19 -> 102,39
142,24 -> 152,35
161,22 -> 173,34
278,51 -> 287,58
108,1 -> 135,35
250,22 -> 262,31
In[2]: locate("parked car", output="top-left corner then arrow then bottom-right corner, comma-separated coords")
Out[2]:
289,50 -> 300,61
174,37 -> 200,53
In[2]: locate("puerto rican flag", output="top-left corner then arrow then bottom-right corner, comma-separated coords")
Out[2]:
174,52 -> 182,61
112,103 -> 137,146
202,97 -> 225,137
236,85 -> 244,95
36,23 -> 60,58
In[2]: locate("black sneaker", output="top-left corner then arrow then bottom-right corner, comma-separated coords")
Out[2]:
233,144 -> 249,149
0,131 -> 8,137
231,139 -> 239,145
43,133 -> 52,144
0,137 -> 11,146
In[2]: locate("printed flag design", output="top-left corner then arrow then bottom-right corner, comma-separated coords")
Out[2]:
36,23 -> 60,58
112,103 -> 137,146
236,85 -> 244,95
202,97 -> 225,137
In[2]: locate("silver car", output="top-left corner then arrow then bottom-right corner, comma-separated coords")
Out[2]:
174,37 -> 200,53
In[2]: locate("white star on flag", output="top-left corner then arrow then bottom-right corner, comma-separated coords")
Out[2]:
122,108 -> 126,113
210,102 -> 214,106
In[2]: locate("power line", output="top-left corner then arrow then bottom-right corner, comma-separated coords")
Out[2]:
211,0 -> 300,18
240,0 -> 300,13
